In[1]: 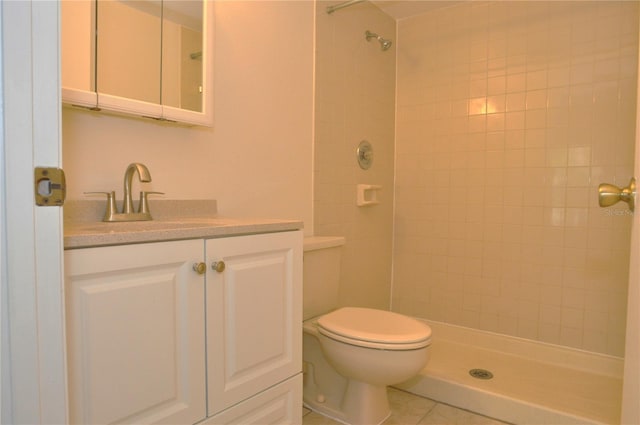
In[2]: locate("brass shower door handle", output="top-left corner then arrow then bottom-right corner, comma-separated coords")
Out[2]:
598,178 -> 636,212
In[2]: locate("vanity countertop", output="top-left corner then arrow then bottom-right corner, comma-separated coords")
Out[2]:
64,200 -> 303,249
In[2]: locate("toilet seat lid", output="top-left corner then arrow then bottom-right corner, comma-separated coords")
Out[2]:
317,307 -> 432,347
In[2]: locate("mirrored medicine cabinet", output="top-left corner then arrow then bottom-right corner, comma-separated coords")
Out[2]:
61,0 -> 213,127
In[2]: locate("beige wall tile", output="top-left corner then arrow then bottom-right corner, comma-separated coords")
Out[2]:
393,0 -> 637,356
314,1 -> 396,309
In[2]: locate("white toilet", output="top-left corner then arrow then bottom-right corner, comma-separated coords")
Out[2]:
303,237 -> 432,425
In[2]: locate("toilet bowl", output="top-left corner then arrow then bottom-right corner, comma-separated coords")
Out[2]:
303,307 -> 431,425
302,237 -> 432,425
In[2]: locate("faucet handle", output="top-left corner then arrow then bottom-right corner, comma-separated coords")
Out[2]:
84,191 -> 117,221
138,191 -> 164,215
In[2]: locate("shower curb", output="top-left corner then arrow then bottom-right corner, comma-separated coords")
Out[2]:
394,374 -> 606,425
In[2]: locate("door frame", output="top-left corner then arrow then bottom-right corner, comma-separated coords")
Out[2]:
621,12 -> 640,423
1,1 -> 67,423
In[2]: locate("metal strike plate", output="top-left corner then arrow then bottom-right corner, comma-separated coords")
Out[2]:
35,167 -> 66,206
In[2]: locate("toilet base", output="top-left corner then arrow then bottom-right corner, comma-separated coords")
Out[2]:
303,380 -> 391,425
303,351 -> 391,425
341,380 -> 391,425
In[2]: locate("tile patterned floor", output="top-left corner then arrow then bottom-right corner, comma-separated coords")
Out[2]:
302,388 -> 511,425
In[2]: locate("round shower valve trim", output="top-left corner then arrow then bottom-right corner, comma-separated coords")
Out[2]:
357,140 -> 373,170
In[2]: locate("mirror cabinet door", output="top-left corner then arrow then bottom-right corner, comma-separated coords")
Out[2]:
162,1 -> 204,113
161,0 -> 213,126
61,0 -> 97,107
96,0 -> 162,105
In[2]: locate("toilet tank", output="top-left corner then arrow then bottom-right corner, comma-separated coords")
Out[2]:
303,236 -> 345,321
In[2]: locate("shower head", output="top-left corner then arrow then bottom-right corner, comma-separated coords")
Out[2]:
365,30 -> 392,51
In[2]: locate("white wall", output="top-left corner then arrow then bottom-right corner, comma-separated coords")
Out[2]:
63,1 -> 314,233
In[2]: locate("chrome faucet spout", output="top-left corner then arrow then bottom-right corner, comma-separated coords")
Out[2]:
123,163 -> 151,214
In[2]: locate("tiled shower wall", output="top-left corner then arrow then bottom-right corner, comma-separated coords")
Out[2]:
314,1 -> 396,309
392,1 -> 638,356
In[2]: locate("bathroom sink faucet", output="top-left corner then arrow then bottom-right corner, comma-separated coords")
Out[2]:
123,162 -> 151,214
85,162 -> 163,222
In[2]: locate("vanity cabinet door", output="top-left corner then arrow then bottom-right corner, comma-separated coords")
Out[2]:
205,231 -> 303,417
65,240 -> 206,425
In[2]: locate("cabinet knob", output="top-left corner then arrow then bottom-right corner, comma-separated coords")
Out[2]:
211,261 -> 226,273
192,262 -> 206,275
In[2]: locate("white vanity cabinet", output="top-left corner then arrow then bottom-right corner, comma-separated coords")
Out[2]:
65,230 -> 302,425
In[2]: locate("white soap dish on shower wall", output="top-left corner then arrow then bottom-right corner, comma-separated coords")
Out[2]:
357,184 -> 381,207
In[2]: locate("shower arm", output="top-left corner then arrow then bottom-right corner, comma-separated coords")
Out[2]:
365,30 -> 381,42
326,0 -> 365,14
365,30 -> 392,51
